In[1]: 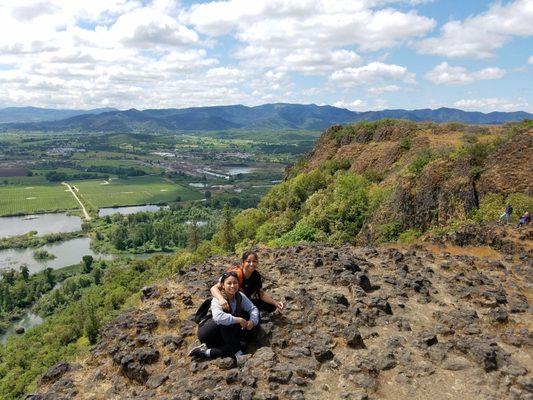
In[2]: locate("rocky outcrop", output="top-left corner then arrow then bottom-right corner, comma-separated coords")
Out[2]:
31,243 -> 532,400
478,131 -> 533,197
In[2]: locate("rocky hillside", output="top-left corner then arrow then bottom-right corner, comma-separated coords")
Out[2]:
250,119 -> 533,247
29,237 -> 532,400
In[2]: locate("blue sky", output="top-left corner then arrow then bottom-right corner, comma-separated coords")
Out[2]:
0,0 -> 531,112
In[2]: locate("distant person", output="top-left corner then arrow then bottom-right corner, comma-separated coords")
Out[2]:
516,211 -> 530,229
189,271 -> 259,359
498,204 -> 513,224
211,251 -> 284,315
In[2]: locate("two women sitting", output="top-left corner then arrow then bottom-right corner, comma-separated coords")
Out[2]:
189,251 -> 283,359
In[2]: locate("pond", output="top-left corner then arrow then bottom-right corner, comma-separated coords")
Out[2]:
226,166 -> 255,175
0,237 -> 112,274
0,312 -> 43,343
0,213 -> 82,239
98,204 -> 164,216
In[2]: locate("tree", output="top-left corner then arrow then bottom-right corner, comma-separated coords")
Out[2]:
20,265 -> 30,282
112,225 -> 128,250
1,269 -> 16,285
43,268 -> 55,287
81,293 -> 100,345
82,255 -> 94,273
220,203 -> 236,251
154,219 -> 172,250
204,190 -> 212,200
92,267 -> 103,285
187,219 -> 200,251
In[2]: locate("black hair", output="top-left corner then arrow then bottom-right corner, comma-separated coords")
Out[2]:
220,271 -> 239,284
242,251 -> 258,263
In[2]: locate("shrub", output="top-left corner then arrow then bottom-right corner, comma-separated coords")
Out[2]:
321,159 -> 351,175
408,148 -> 434,175
506,193 -> 533,221
363,169 -> 386,183
378,221 -> 402,242
275,222 -> 319,247
397,229 -> 422,244
399,137 -> 411,150
472,193 -> 504,222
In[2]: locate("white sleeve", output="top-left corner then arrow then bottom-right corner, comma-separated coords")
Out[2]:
211,297 -> 237,326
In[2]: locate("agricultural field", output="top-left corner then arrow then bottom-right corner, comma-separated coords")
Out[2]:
0,184 -> 78,216
72,175 -> 202,209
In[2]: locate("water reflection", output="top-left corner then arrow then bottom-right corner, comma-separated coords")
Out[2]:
0,213 -> 82,239
0,237 -> 112,274
0,312 -> 43,343
98,204 -> 163,217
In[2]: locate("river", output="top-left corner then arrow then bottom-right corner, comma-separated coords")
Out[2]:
0,237 -> 112,274
0,213 -> 82,239
98,204 -> 164,216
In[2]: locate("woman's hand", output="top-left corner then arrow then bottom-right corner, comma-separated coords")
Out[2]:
276,301 -> 284,311
246,320 -> 254,330
219,298 -> 230,312
236,317 -> 247,329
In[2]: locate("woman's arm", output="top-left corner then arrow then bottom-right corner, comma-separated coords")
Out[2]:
211,298 -> 246,327
210,283 -> 230,311
259,289 -> 284,311
240,293 -> 259,328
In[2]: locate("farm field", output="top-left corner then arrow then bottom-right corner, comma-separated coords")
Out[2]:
72,175 -> 202,209
0,184 -> 78,216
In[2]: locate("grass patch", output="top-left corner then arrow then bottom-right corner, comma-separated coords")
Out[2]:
72,175 -> 203,209
0,184 -> 78,216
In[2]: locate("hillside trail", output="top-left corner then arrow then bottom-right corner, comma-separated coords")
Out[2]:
31,242 -> 532,400
62,182 -> 91,220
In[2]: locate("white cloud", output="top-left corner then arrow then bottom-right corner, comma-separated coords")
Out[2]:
0,1 -> 234,109
454,98 -> 529,112
330,62 -> 415,87
333,99 -> 366,111
418,0 -> 533,59
528,55 -> 533,64
425,62 -> 505,85
183,0 -> 434,74
235,47 -> 361,74
111,9 -> 199,49
367,84 -> 400,94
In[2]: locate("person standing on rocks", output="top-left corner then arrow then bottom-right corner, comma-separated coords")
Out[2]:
498,204 -> 513,224
189,271 -> 259,359
211,251 -> 284,314
515,211 -> 530,228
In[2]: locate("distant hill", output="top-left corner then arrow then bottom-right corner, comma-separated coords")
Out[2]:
0,104 -> 531,132
0,106 -> 118,123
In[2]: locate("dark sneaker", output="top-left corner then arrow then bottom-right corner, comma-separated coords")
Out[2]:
188,342 -> 207,358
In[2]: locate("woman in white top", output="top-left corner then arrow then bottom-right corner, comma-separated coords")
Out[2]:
189,271 -> 259,359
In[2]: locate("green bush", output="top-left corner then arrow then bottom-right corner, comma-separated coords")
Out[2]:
321,159 -> 351,175
275,222 -> 319,247
397,229 -> 422,244
408,148 -> 434,175
399,137 -> 411,150
506,193 -> 533,221
378,221 -> 402,242
363,169 -> 386,183
472,193 -> 504,222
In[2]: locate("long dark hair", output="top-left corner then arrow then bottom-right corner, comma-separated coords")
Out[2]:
221,271 -> 239,284
242,251 -> 258,263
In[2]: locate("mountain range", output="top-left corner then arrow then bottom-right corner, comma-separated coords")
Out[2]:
0,106 -> 117,124
0,104 -> 531,132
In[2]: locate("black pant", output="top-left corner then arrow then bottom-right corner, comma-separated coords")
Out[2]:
252,298 -> 276,313
198,319 -> 246,358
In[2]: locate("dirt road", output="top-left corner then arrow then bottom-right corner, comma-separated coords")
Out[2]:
62,182 -> 91,220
